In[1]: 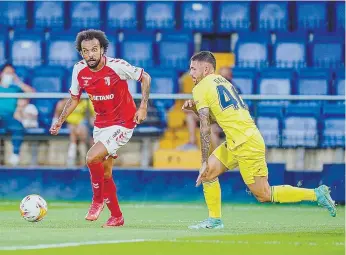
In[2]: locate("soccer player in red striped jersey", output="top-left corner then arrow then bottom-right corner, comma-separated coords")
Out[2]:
50,29 -> 151,227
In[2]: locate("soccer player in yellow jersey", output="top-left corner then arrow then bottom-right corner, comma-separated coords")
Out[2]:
183,51 -> 336,229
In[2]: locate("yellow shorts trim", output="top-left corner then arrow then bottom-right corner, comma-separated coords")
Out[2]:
212,130 -> 268,185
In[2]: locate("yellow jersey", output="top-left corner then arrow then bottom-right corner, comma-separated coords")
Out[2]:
66,99 -> 95,125
192,74 -> 258,150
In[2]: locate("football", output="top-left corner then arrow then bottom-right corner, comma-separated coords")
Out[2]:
19,194 -> 48,222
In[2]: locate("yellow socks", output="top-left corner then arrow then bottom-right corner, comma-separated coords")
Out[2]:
271,185 -> 317,203
202,178 -> 221,218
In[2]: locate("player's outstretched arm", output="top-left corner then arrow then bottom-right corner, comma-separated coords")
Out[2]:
196,107 -> 211,187
134,71 -> 151,124
49,96 -> 79,135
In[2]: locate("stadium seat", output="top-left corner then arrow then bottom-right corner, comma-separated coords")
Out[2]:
257,1 -> 288,31
296,68 -> 330,95
0,33 -> 7,66
106,2 -> 137,30
282,104 -> 320,147
322,104 -> 345,147
335,1 -> 345,31
144,2 -> 176,30
257,68 -> 293,105
158,33 -> 193,71
257,105 -> 283,147
31,67 -> 65,129
296,1 -> 328,32
147,68 -> 178,110
335,68 -> 345,96
274,32 -> 307,68
310,33 -> 345,68
47,33 -> 79,68
106,34 -> 117,59
217,1 -> 251,32
0,1 -> 27,28
33,1 -> 64,30
120,32 -> 154,68
11,31 -> 43,68
70,1 -> 101,29
181,2 -> 213,32
15,66 -> 30,83
235,32 -> 269,68
231,68 -> 257,94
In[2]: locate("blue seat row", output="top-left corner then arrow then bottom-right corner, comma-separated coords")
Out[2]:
1,29 -> 344,71
256,103 -> 345,148
232,67 -> 344,96
0,1 -> 344,32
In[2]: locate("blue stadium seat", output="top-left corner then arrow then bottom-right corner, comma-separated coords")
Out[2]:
47,33 -> 79,68
282,104 -> 320,147
70,1 -> 101,29
0,34 -> 7,65
235,32 -> 269,68
310,34 -> 344,68
274,32 -> 307,68
258,69 -> 293,102
106,2 -> 137,30
32,67 -> 65,129
335,1 -> 345,31
335,69 -> 345,95
33,1 -> 64,30
147,69 -> 178,110
257,1 -> 288,31
257,105 -> 283,147
120,33 -> 154,68
231,68 -> 257,94
182,2 -> 213,32
144,2 -> 176,30
217,1 -> 251,32
158,33 -> 193,71
15,66 -> 30,83
32,66 -> 65,92
296,2 -> 328,32
11,32 -> 43,68
106,34 -> 117,59
322,104 -> 345,147
296,69 -> 330,95
0,1 -> 27,28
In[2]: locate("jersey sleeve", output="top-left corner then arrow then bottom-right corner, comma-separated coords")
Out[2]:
115,59 -> 144,81
192,84 -> 210,111
69,65 -> 82,98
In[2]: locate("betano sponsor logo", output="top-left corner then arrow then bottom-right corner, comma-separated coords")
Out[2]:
88,94 -> 114,101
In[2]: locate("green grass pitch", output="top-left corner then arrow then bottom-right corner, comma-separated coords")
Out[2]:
0,201 -> 344,255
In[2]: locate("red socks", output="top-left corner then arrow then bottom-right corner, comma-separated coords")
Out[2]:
104,178 -> 122,217
87,162 -> 104,203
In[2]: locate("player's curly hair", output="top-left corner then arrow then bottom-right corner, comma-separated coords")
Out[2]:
75,29 -> 109,53
190,51 -> 216,70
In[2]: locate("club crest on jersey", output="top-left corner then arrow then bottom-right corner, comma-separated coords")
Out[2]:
104,77 -> 110,86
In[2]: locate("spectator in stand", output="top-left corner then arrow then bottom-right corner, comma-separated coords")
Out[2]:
0,64 -> 35,166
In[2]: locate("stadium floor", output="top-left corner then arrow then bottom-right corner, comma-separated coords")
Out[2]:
0,202 -> 344,255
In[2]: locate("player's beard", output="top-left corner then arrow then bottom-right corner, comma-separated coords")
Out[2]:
87,52 -> 102,69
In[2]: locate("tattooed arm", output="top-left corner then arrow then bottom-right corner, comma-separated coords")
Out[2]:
50,96 -> 79,135
198,107 -> 211,163
134,71 -> 151,124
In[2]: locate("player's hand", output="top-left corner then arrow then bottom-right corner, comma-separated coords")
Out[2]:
182,99 -> 196,112
134,107 -> 147,124
49,121 -> 62,135
196,161 -> 208,187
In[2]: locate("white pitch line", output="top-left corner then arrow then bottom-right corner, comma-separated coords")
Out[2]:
1,239 -> 343,251
0,239 -> 151,251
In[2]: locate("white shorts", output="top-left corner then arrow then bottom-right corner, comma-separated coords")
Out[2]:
93,125 -> 134,157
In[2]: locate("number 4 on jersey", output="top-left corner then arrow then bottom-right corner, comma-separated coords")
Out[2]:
216,85 -> 247,110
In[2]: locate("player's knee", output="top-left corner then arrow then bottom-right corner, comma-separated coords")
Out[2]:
86,151 -> 101,165
254,192 -> 271,203
104,171 -> 112,179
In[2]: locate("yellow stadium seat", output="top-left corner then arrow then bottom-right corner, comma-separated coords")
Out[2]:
153,149 -> 201,169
